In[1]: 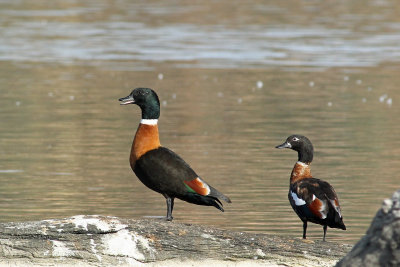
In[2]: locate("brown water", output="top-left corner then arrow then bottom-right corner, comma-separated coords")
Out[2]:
1,0 -> 400,244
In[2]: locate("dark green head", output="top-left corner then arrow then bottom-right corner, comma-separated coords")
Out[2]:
119,88 -> 160,119
276,134 -> 314,164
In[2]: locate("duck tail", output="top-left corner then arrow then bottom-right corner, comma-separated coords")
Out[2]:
337,219 -> 346,230
209,186 -> 232,204
327,200 -> 346,230
182,193 -> 228,212
208,196 -> 225,212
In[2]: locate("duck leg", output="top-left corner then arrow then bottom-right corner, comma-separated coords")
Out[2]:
165,197 -> 174,221
303,221 -> 307,239
323,225 -> 327,241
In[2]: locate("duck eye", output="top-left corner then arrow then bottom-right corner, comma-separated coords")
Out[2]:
292,137 -> 299,142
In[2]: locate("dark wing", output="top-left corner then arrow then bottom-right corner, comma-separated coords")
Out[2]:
135,147 -> 231,203
290,178 -> 344,225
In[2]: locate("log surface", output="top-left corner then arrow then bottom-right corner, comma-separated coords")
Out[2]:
336,189 -> 400,267
0,215 -> 352,266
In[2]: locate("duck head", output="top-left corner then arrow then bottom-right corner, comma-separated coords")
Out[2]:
276,134 -> 314,164
119,88 -> 160,119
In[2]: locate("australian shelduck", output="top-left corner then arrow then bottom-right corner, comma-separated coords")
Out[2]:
276,135 -> 346,241
119,88 -> 231,221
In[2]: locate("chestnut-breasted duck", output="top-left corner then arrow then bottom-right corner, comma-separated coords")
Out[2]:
119,88 -> 231,221
276,135 -> 346,241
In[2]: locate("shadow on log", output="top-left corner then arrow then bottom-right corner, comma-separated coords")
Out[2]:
0,215 -> 351,266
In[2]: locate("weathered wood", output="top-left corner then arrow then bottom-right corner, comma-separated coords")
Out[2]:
0,215 -> 351,266
336,189 -> 400,267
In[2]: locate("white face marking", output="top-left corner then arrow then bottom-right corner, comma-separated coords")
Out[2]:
140,119 -> 158,125
292,137 -> 299,141
290,191 -> 306,206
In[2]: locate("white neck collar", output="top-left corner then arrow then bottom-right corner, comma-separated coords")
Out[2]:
140,119 -> 158,125
296,161 -> 309,166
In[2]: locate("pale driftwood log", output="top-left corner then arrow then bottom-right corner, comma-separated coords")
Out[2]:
0,215 -> 351,266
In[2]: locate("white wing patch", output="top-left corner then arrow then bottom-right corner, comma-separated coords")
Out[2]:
330,199 -> 342,218
196,177 -> 211,195
315,195 -> 328,219
290,191 -> 306,206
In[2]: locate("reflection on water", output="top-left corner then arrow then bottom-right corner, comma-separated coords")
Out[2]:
0,0 -> 400,245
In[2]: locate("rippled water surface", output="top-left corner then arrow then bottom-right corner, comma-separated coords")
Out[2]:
1,0 -> 400,244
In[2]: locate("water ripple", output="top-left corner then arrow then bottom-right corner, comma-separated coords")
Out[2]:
1,18 -> 400,69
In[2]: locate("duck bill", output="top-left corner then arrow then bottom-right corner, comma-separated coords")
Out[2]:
276,142 -> 291,149
119,95 -> 135,105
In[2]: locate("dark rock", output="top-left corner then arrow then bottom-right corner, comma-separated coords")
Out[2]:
336,189 -> 400,267
0,215 -> 351,266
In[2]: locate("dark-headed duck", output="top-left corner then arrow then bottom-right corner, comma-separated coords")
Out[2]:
119,88 -> 231,221
276,135 -> 346,241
